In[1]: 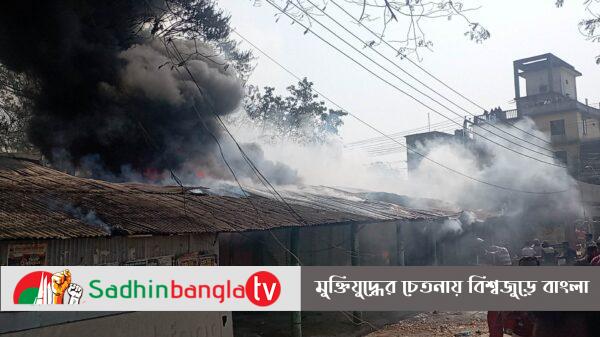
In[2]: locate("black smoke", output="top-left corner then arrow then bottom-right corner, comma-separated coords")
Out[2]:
0,1 -> 248,179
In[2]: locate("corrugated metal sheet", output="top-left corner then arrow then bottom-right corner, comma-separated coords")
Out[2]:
247,185 -> 458,221
0,233 -> 217,265
0,157 -> 392,240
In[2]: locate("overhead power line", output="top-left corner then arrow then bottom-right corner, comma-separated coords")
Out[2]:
280,0 -> 563,168
164,38 -> 306,264
306,0 -> 553,155
345,118 -> 460,150
350,116 -> 593,156
328,0 -> 554,148
232,26 -> 570,194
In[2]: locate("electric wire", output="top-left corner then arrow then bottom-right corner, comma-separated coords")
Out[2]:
306,0 -> 554,155
231,29 -> 570,194
328,0 -> 555,148
166,38 -> 389,261
279,0 -> 563,167
164,39 -> 305,264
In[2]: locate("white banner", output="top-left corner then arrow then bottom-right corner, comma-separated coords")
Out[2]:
0,266 -> 301,311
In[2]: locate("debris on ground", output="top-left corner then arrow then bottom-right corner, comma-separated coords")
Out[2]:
366,311 -> 492,337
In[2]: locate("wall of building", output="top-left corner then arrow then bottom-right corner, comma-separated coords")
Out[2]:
558,68 -> 577,99
531,110 -> 580,142
523,67 -> 576,98
0,312 -> 233,337
529,110 -> 581,174
219,220 -> 473,267
0,233 -> 218,266
219,224 -> 355,266
578,181 -> 600,222
405,132 -> 459,172
528,110 -> 600,178
0,233 -> 228,336
580,113 -> 600,141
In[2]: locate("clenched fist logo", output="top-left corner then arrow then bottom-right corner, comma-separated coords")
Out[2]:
51,269 -> 72,304
14,269 -> 84,305
67,283 -> 83,304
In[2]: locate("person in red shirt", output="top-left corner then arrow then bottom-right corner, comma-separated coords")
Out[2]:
575,244 -> 598,265
487,257 -> 538,337
488,311 -> 534,337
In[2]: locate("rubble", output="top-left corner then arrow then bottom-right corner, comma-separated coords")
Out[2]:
366,311 -> 491,337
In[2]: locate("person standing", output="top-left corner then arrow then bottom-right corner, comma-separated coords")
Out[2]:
521,241 -> 535,257
559,241 -> 577,265
487,245 -> 512,266
532,239 -> 542,257
541,241 -> 556,266
575,243 -> 598,265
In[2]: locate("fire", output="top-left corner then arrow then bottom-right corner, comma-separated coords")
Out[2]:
143,168 -> 164,181
195,170 -> 205,179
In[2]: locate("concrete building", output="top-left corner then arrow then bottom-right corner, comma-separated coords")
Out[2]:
470,53 -> 600,179
405,53 -> 600,237
496,54 -> 600,229
404,131 -> 464,172
513,53 -> 600,179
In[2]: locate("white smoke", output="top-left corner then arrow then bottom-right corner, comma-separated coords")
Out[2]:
223,111 -> 406,191
405,118 -> 581,223
47,200 -> 112,233
223,113 -> 581,225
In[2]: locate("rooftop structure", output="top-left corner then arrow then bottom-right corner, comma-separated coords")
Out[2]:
404,131 -> 463,172
0,154 -> 455,240
512,53 -> 600,118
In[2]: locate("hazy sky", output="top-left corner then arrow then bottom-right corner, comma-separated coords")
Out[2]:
221,0 -> 600,143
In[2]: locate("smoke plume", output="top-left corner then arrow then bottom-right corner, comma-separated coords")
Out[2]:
229,112 -> 581,225
406,118 -> 581,225
0,1 -> 299,185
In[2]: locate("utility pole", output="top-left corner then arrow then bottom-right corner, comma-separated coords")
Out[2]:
430,222 -> 438,266
350,223 -> 361,324
427,113 -> 431,132
396,222 -> 405,266
290,228 -> 302,337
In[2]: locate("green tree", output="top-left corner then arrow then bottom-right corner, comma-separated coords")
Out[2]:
245,78 -> 347,143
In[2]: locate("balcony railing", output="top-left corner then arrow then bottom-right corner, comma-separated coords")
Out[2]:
472,108 -> 518,125
504,109 -> 518,119
471,93 -> 600,127
516,92 -> 600,117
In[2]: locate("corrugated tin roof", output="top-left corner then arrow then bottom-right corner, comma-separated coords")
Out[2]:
0,158 -> 368,239
247,185 -> 457,221
0,157 -> 450,240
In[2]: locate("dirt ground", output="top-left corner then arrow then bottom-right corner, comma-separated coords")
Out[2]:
234,311 -> 416,337
234,311 -> 502,337
366,311 -> 493,337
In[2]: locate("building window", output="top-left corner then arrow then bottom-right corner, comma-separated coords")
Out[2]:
583,118 -> 588,136
550,119 -> 566,136
554,151 -> 568,165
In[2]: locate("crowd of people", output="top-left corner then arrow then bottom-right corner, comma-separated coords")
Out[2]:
518,239 -> 578,266
519,234 -> 600,266
483,233 -> 600,337
480,235 -> 597,268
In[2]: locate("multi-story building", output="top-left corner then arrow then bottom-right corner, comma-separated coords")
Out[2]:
468,53 -> 600,179
512,53 -> 600,182
405,53 -> 600,234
